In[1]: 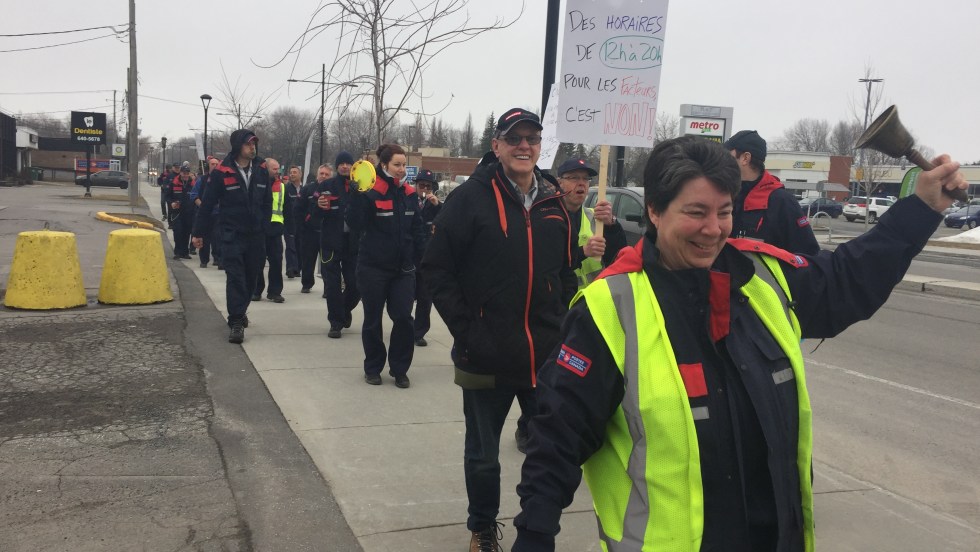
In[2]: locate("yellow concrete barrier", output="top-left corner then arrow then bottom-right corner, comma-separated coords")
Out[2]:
4,230 -> 87,309
98,229 -> 173,305
95,211 -> 161,231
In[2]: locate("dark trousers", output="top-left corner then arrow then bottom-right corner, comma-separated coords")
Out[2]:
413,268 -> 433,340
300,226 -> 321,290
357,265 -> 414,377
284,233 -> 299,274
200,219 -> 222,265
322,239 -> 360,329
222,230 -> 266,323
160,191 -> 168,220
463,386 -> 538,531
255,233 -> 284,297
172,212 -> 191,256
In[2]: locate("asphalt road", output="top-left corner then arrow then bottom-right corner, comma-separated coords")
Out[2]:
804,289 -> 980,550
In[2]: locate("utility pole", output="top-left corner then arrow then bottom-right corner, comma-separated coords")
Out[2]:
127,0 -> 139,207
859,76 -> 883,232
112,90 -> 117,145
320,63 -> 325,167
541,0 -> 560,115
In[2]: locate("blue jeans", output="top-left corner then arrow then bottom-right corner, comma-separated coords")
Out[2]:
463,385 -> 537,531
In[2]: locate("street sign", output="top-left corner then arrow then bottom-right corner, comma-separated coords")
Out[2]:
112,143 -> 126,157
405,166 -> 419,181
70,111 -> 107,145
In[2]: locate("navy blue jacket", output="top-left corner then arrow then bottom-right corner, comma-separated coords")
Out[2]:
346,167 -> 426,272
193,154 -> 272,239
513,195 -> 943,551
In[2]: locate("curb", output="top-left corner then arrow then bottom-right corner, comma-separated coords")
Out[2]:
895,276 -> 980,302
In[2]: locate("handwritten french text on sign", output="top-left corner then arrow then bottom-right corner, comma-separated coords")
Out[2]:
557,1 -> 669,147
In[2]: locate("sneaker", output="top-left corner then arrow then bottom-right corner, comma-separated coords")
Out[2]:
228,322 -> 245,344
267,294 -> 285,303
301,287 -> 311,294
469,522 -> 503,552
394,374 -> 411,389
515,427 -> 529,454
172,254 -> 182,260
251,294 -> 262,301
364,374 -> 382,386
414,337 -> 427,347
200,261 -> 208,268
180,254 -> 192,260
327,327 -> 342,339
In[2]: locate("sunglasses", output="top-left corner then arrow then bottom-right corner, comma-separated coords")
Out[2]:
499,134 -> 543,146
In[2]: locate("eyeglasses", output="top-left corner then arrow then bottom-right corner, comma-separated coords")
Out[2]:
560,175 -> 592,183
498,134 -> 543,146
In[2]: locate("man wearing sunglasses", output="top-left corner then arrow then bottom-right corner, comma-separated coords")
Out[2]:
422,107 -> 577,552
556,158 -> 628,290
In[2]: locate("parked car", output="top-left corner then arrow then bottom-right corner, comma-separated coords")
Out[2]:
75,170 -> 130,189
843,196 -> 894,223
585,186 -> 645,244
799,197 -> 843,219
943,206 -> 980,229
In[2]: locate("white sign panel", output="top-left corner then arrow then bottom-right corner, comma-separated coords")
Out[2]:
538,84 -> 561,171
111,143 -> 126,157
557,0 -> 669,147
194,133 -> 205,159
682,117 -> 726,138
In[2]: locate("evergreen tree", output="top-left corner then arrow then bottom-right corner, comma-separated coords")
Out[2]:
478,112 -> 495,155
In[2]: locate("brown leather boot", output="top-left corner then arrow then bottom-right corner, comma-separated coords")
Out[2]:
469,522 -> 503,552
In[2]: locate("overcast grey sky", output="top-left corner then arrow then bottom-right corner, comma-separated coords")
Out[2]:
3,0 -> 979,161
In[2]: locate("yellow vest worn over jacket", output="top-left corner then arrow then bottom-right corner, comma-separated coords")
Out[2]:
271,178 -> 285,224
575,207 -> 604,290
576,249 -> 813,552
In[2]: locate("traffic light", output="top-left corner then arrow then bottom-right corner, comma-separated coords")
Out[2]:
161,137 -> 167,150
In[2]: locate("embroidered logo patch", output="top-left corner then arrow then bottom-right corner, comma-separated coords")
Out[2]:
556,344 -> 592,377
797,216 -> 810,227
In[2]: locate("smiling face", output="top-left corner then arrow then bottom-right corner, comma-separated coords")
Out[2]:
385,153 -> 407,182
288,167 -> 301,183
492,121 -> 541,181
648,176 -> 733,271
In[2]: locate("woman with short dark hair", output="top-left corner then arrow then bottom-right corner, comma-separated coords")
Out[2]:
346,143 -> 427,388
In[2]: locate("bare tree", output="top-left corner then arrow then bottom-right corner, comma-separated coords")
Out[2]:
779,118 -> 830,152
460,113 -> 476,157
14,113 -> 69,138
829,120 -> 863,157
214,62 -> 279,130
277,0 -> 523,144
331,109 -> 375,157
258,106 -> 317,167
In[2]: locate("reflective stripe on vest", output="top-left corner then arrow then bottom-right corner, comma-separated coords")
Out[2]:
575,208 -> 604,289
271,182 -> 285,224
577,255 -> 813,551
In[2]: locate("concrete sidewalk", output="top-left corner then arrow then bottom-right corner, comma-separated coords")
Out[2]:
140,184 -> 979,551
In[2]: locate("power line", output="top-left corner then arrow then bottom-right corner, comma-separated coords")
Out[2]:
0,33 -> 118,54
0,89 -> 115,96
138,94 -> 201,107
11,105 -> 113,116
0,24 -> 127,37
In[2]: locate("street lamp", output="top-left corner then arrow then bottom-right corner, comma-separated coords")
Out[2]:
288,64 -> 357,166
200,94 -> 212,159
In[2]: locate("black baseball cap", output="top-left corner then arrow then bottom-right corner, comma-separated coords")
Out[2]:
496,107 -> 543,135
556,158 -> 598,177
724,130 -> 767,162
416,169 -> 436,184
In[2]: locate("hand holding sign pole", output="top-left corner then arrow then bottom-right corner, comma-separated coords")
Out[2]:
594,145 -> 609,239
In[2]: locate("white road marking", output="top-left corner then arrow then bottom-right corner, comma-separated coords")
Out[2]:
805,358 -> 980,411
